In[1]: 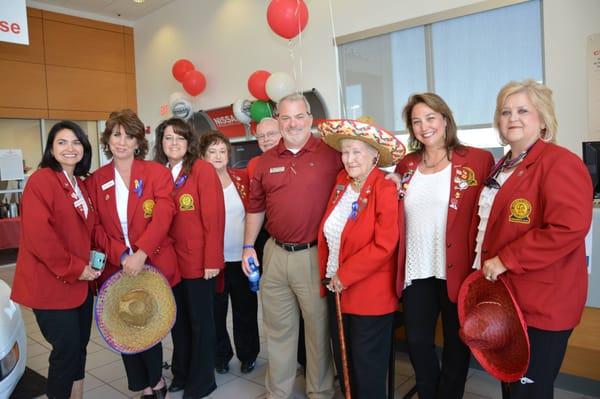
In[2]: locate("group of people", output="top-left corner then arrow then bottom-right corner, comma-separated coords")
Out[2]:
10,79 -> 592,399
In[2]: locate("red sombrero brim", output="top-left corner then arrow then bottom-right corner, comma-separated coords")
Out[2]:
458,271 -> 530,382
317,119 -> 405,167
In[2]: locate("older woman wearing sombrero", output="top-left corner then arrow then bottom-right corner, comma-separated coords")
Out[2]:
317,119 -> 405,398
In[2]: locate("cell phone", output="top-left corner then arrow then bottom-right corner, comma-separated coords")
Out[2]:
90,250 -> 106,271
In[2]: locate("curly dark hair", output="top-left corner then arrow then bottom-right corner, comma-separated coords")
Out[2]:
101,109 -> 148,160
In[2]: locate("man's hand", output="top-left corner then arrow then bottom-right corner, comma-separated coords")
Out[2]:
242,247 -> 259,276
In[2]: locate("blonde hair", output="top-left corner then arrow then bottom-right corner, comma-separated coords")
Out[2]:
494,80 -> 557,143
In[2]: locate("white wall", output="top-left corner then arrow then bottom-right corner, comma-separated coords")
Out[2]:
134,0 -> 600,155
543,0 -> 600,153
134,0 -> 339,134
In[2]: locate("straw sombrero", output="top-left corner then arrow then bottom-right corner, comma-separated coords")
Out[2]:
458,271 -> 530,382
95,265 -> 176,354
318,119 -> 405,167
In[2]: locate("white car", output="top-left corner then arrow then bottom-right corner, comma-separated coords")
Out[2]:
0,279 -> 26,399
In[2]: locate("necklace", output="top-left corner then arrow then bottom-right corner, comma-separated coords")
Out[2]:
422,151 -> 448,168
350,164 -> 376,192
351,176 -> 366,191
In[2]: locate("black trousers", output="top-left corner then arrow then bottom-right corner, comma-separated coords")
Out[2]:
504,327 -> 572,399
327,292 -> 394,399
214,261 -> 260,363
122,342 -> 163,391
171,279 -> 217,397
33,291 -> 93,399
403,277 -> 471,399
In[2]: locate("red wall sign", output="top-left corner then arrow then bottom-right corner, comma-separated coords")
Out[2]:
204,106 -> 247,138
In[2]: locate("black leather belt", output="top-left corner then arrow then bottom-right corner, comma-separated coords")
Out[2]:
274,239 -> 318,252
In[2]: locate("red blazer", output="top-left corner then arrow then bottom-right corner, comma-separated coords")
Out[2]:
317,168 -> 399,315
11,168 -> 95,309
473,140 -> 592,331
395,146 -> 494,302
227,167 -> 249,210
86,160 -> 180,287
169,160 -> 225,279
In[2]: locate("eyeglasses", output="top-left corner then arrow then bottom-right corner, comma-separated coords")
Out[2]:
483,175 -> 501,190
278,113 -> 310,123
483,148 -> 530,189
255,131 -> 281,141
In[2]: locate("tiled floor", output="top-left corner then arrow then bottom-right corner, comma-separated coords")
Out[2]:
1,263 -> 597,399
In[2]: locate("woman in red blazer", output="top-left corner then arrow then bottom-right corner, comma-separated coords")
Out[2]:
395,93 -> 494,399
473,80 -> 592,398
11,121 -> 99,399
317,119 -> 404,398
85,109 -> 179,399
153,118 -> 225,398
199,130 -> 260,375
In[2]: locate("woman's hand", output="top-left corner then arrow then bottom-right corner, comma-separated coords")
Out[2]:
204,268 -> 220,280
78,264 -> 101,281
327,274 -> 346,293
482,256 -> 508,282
122,249 -> 148,276
384,172 -> 403,192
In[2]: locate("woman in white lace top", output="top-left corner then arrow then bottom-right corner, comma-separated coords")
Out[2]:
394,93 -> 494,399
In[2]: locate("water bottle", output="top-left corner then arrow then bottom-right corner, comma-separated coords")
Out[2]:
248,257 -> 260,292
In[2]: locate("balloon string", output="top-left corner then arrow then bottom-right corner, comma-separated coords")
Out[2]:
296,0 -> 303,93
328,0 -> 346,118
289,41 -> 298,93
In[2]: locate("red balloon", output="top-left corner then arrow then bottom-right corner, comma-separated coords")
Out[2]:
247,70 -> 271,101
182,70 -> 206,96
267,0 -> 309,40
172,59 -> 195,82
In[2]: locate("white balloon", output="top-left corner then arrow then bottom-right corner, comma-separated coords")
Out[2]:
266,72 -> 295,102
170,98 -> 193,120
233,98 -> 252,125
168,92 -> 193,120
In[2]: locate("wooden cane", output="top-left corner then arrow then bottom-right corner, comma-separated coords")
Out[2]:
336,291 -> 352,399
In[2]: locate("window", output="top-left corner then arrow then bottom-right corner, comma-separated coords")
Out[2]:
0,119 -> 43,173
339,0 -> 543,151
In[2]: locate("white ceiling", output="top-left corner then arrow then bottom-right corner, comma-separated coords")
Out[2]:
27,0 -> 176,23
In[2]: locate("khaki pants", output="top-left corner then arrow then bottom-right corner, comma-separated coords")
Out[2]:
261,238 -> 335,399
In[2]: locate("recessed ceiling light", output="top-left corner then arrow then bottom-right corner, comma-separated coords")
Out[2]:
133,0 -> 145,3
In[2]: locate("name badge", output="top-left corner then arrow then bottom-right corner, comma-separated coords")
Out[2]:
269,166 -> 285,174
101,180 -> 115,191
73,198 -> 85,208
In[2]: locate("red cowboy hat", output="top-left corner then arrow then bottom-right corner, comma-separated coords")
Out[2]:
458,271 -> 530,382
